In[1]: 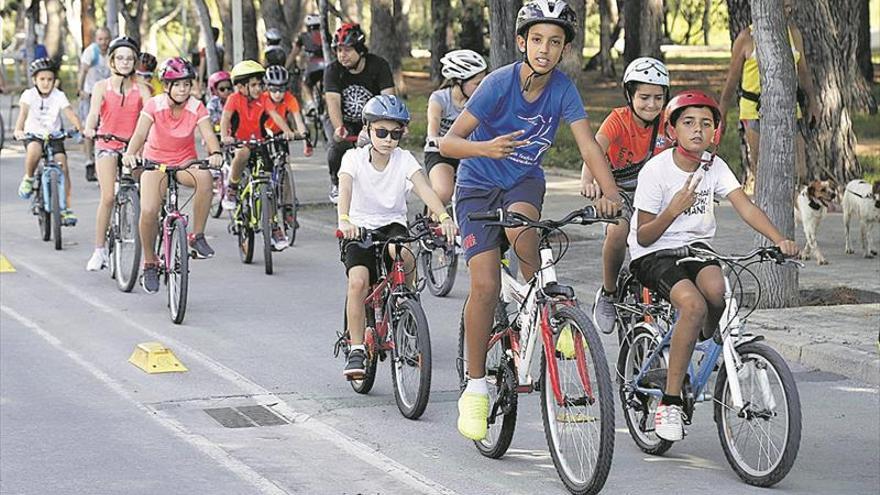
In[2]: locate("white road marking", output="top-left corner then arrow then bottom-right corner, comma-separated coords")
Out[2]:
8,257 -> 459,495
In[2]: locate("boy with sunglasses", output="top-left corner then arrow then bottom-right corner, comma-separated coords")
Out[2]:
336,95 -> 455,379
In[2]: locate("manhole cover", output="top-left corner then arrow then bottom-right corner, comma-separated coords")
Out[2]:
204,405 -> 290,428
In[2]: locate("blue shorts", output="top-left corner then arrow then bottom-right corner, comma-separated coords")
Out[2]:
455,175 -> 545,263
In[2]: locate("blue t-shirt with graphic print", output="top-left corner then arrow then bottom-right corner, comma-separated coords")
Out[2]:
457,62 -> 587,190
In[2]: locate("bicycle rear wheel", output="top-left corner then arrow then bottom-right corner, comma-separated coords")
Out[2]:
260,188 -> 274,275
540,305 -> 614,495
715,342 -> 801,487
390,297 -> 432,419
167,219 -> 189,324
617,325 -> 673,455
114,188 -> 141,293
50,173 -> 62,250
456,297 -> 517,458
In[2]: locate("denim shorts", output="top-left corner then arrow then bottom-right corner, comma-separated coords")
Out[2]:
455,175 -> 545,263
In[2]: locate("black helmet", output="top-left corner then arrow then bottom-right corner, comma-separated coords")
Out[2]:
109,36 -> 140,57
139,52 -> 158,73
29,58 -> 57,77
516,0 -> 578,44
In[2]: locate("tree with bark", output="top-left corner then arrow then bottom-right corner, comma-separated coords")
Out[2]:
119,0 -> 147,43
559,0 -> 586,81
370,0 -> 405,94
623,0 -> 663,66
193,0 -> 219,75
430,0 -> 452,84
585,0 -> 619,77
856,0 -> 873,83
44,0 -> 66,61
241,0 -> 260,61
749,0 -> 800,308
488,0 -> 522,70
458,0 -> 486,55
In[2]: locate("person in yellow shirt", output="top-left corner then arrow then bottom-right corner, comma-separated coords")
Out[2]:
719,0 -> 818,193
136,52 -> 164,96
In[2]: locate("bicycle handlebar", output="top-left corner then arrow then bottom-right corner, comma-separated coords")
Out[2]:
335,224 -> 431,249
468,206 -> 619,230
19,130 -> 75,141
222,134 -> 309,150
94,134 -> 129,144
138,158 -> 219,171
654,244 -> 803,267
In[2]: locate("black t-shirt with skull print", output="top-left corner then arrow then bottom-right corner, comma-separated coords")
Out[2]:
323,53 -> 395,135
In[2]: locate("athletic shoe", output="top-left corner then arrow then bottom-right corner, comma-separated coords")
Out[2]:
271,227 -> 289,251
329,184 -> 339,204
654,403 -> 685,441
61,209 -> 77,226
188,233 -> 215,259
86,248 -> 109,271
141,263 -> 160,294
85,162 -> 97,182
457,392 -> 489,441
222,181 -> 238,210
344,349 -> 366,378
18,176 -> 34,199
592,287 -> 618,335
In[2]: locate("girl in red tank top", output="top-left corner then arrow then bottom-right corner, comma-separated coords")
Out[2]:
83,36 -> 152,272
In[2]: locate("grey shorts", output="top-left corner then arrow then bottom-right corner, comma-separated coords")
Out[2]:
95,149 -> 122,162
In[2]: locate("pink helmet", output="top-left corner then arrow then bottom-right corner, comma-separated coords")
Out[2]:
159,57 -> 196,82
208,70 -> 232,95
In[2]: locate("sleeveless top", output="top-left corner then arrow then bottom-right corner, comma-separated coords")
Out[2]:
96,79 -> 144,151
739,25 -> 801,120
428,87 -> 464,137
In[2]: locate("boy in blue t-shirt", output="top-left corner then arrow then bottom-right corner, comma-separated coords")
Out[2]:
439,0 -> 622,441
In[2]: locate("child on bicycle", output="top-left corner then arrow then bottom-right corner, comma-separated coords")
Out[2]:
14,58 -> 83,226
219,60 -> 296,210
438,0 -> 621,441
628,90 -> 798,442
83,36 -> 152,272
337,95 -> 455,379
136,52 -> 163,96
206,70 -> 232,129
424,49 -> 487,209
121,57 -> 224,294
583,57 -> 673,334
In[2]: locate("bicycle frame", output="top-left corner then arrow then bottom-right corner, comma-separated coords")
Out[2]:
362,250 -> 410,353
235,146 -> 273,230
157,167 -> 189,273
32,136 -> 66,212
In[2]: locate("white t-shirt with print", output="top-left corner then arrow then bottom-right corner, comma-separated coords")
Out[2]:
339,146 -> 422,230
628,148 -> 741,261
81,43 -> 110,94
19,88 -> 71,135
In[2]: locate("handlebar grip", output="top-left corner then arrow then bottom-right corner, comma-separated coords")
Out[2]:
335,229 -> 344,239
467,210 -> 500,222
654,246 -> 691,259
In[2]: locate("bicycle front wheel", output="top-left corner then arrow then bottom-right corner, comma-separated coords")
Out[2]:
114,188 -> 141,293
167,219 -> 189,324
390,297 -> 432,419
418,241 -> 458,297
50,175 -> 62,250
540,305 -> 614,495
715,342 -> 802,487
456,297 -> 518,458
260,189 -> 274,275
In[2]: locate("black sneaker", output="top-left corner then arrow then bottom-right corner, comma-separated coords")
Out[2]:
188,233 -> 215,259
85,162 -> 97,182
141,263 -> 160,294
344,349 -> 367,379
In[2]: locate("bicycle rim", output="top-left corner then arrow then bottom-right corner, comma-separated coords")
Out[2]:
115,189 -> 141,292
390,298 -> 432,419
618,327 -> 673,455
50,177 -> 62,250
716,343 -> 801,486
422,242 -> 458,297
260,189 -> 274,275
168,219 -> 189,324
541,306 -> 614,495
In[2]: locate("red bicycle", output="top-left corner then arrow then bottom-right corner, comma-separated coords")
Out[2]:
333,218 -> 435,419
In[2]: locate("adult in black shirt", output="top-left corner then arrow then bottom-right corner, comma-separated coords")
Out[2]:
323,23 -> 395,203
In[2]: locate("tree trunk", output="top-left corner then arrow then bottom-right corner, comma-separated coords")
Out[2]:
702,0 -> 712,45
430,0 -> 451,84
795,0 -> 875,184
241,0 -> 259,61
623,0 -> 663,66
559,0 -> 586,82
284,0 -> 305,37
458,0 -> 486,56
216,0 -> 233,66
488,0 -> 522,70
319,0 -> 334,64
193,0 -> 218,74
398,0 -> 412,60
591,0 -> 617,77
261,0 -> 291,48
44,0 -> 66,62
856,0 -> 874,85
25,0 -> 38,65
725,0 -> 751,43
751,0 -> 799,308
370,0 -> 406,95
119,0 -> 147,43
106,0 -> 118,37
81,0 -> 95,47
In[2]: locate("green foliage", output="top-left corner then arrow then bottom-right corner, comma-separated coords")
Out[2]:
861,154 -> 880,182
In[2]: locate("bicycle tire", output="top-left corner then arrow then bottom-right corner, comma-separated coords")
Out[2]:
278,167 -> 298,246
456,296 -> 518,458
343,298 -> 379,394
237,201 -> 255,264
114,188 -> 141,293
50,173 -> 62,250
420,240 -> 458,297
36,176 -> 51,242
210,170 -> 224,218
168,218 -> 189,324
389,297 -> 432,420
540,305 -> 614,495
260,188 -> 274,275
715,342 -> 801,487
617,325 -> 673,456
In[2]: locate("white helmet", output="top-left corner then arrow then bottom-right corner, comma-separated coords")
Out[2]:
440,49 -> 488,81
623,57 -> 669,87
304,14 -> 321,27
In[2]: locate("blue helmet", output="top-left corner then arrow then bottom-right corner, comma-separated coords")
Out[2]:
362,95 -> 410,125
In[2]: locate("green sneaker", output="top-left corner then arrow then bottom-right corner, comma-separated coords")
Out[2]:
18,176 -> 34,199
61,209 -> 77,226
457,392 -> 489,441
556,324 -> 588,360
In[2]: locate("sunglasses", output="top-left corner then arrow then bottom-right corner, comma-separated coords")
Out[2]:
372,127 -> 404,140
216,84 -> 233,92
268,86 -> 286,93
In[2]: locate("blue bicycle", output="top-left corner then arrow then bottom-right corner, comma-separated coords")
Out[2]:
616,245 -> 802,487
22,131 -> 73,250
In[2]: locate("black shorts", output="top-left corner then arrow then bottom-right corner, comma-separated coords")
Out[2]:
304,68 -> 323,88
424,151 -> 459,174
26,137 -> 66,157
340,223 -> 408,284
630,246 -> 720,301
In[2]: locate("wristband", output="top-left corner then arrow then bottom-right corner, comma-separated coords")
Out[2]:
438,212 -> 451,223
339,214 -> 350,222
210,151 -> 222,156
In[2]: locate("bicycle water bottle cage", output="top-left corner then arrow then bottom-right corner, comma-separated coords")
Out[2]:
542,281 -> 574,300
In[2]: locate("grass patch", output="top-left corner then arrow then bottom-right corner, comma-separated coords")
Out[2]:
860,154 -> 880,182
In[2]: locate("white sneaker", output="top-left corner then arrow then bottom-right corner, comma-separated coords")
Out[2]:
592,287 -> 617,335
329,184 -> 339,204
86,248 -> 109,271
654,403 -> 684,441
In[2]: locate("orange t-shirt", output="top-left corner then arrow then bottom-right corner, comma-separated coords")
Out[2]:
260,91 -> 301,134
223,91 -> 269,140
598,106 -> 671,169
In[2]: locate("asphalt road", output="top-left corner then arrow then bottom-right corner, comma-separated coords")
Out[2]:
1,146 -> 878,495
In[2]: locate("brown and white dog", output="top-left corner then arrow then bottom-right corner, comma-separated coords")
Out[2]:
795,180 -> 837,265
843,179 -> 880,258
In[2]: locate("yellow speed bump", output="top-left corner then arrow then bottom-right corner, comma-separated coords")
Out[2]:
128,342 -> 188,373
0,254 -> 16,273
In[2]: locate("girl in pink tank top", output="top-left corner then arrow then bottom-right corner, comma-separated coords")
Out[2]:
83,36 -> 152,272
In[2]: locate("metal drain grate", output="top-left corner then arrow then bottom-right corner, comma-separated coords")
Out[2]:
204,405 -> 290,428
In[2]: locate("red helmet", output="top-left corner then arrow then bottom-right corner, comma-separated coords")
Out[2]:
159,57 -> 196,82
665,90 -> 721,127
332,23 -> 366,51
208,70 -> 232,95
